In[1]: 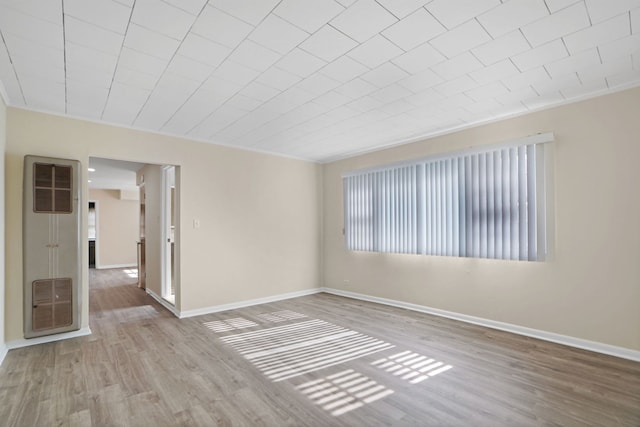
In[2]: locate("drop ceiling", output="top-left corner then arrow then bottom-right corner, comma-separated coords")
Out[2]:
0,0 -> 638,162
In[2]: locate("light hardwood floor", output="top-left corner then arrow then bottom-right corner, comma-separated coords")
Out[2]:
1,268 -> 639,426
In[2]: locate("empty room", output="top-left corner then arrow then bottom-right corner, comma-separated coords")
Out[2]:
0,0 -> 639,425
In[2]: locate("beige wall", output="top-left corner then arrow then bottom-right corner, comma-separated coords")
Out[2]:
88,189 -> 138,268
0,94 -> 6,353
5,108 -> 321,342
323,87 -> 640,351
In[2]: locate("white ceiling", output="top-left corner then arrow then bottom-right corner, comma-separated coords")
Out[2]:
88,157 -> 144,190
0,0 -> 638,162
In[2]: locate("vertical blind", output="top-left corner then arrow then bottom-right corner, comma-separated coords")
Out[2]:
343,134 -> 551,261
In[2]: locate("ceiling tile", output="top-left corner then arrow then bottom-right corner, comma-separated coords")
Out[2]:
431,51 -> 483,79
426,0 -> 500,29
228,40 -> 281,72
598,33 -> 640,62
64,0 -> 131,34
274,0 -> 344,33
382,8 -> 445,51
64,16 -> 124,56
392,42 -> 446,74
494,85 -> 538,105
335,0 -> 357,7
295,73 -> 341,96
334,77 -> 377,98
560,77 -> 607,99
464,81 -> 509,101
532,72 -> 581,94
20,75 -> 65,112
521,91 -> 565,110
360,62 -> 409,87
66,61 -> 115,88
319,56 -> 368,82
124,24 -> 180,60
433,75 -> 478,96
118,47 -> 168,80
299,25 -> 358,62
607,68 -> 640,87
211,0 -> 281,26
330,0 -> 398,43
579,55 -> 634,81
67,80 -> 109,118
163,0 -> 208,15
249,14 -> 310,55
255,66 -> 302,90
0,43 -> 25,104
191,5 -> 254,49
429,19 -> 492,58
0,6 -> 63,50
544,0 -> 582,13
66,41 -> 119,74
131,0 -> 195,40
190,105 -> 247,139
102,82 -> 151,124
369,83 -> 413,103
211,60 -> 260,86
472,30 -> 530,65
585,0 -> 640,24
347,34 -> 403,68
564,13 -> 631,54
3,33 -> 64,73
239,81 -> 281,102
165,55 -> 214,83
313,90 -> 351,108
521,2 -> 590,48
502,67 -> 550,91
511,39 -> 568,71
633,7 -> 640,33
477,0 -> 549,38
275,48 -> 327,78
177,33 -> 231,68
0,0 -> 62,24
225,93 -> 263,111
397,69 -> 444,92
545,48 -> 600,78
374,0 -> 428,19
113,65 -> 158,90
469,59 -> 520,85
346,95 -> 384,112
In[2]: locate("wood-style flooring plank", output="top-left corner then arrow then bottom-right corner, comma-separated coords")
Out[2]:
0,268 -> 638,426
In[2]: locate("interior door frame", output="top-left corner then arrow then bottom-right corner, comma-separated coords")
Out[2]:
160,165 -> 177,304
88,199 -> 99,268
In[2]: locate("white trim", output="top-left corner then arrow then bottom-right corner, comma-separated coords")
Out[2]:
0,343 -> 7,366
178,288 -> 322,319
96,263 -> 137,269
146,288 -> 180,317
342,132 -> 554,177
320,287 -> 640,363
6,327 -> 92,350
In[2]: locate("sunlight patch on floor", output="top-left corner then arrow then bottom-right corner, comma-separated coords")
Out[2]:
220,319 -> 394,382
371,350 -> 453,384
256,310 -> 307,323
203,318 -> 259,333
296,369 -> 394,416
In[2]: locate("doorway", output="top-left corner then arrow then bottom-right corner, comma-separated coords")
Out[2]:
88,200 -> 97,268
161,165 -> 176,305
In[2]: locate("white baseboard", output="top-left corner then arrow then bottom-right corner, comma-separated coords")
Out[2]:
96,263 -> 137,270
146,288 -> 180,317
179,288 -> 322,319
320,287 -> 640,363
6,327 -> 92,350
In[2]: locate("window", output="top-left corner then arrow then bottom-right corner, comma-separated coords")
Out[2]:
343,133 -> 551,261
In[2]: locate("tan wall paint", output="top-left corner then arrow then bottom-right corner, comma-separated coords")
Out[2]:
0,94 -> 6,350
323,87 -> 640,351
88,189 -> 138,268
5,108 -> 321,342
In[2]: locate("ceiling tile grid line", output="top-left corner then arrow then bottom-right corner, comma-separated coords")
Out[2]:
0,0 -> 639,162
